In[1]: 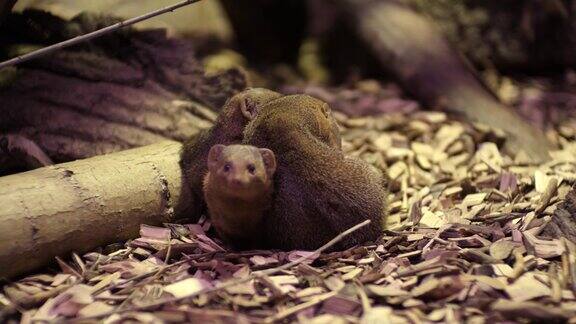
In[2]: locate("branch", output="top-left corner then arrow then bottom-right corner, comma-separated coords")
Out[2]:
0,0 -> 203,70
73,219 -> 372,322
263,291 -> 338,323
256,219 -> 371,276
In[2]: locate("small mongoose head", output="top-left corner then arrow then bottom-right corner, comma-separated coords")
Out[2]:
207,144 -> 276,199
215,88 -> 282,141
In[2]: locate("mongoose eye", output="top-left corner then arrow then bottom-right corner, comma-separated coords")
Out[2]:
223,163 -> 232,172
247,164 -> 256,174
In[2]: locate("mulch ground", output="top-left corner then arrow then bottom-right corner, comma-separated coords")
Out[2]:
2,80 -> 576,323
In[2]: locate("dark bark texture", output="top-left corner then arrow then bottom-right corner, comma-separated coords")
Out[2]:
410,0 -> 576,73
543,189 -> 576,243
0,10 -> 247,173
319,0 -> 576,76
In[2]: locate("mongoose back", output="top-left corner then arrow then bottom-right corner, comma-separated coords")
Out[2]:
203,144 -> 276,248
180,88 -> 282,220
243,95 -> 387,250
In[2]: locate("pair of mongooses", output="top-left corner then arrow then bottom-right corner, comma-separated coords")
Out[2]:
180,88 -> 386,250
180,88 -> 281,220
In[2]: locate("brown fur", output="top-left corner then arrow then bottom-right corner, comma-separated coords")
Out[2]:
243,95 -> 387,250
180,88 -> 282,220
203,144 -> 276,248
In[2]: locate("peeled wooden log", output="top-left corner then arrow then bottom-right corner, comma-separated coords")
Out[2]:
0,140 -> 188,279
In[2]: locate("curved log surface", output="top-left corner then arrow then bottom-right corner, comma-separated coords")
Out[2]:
0,141 -> 187,279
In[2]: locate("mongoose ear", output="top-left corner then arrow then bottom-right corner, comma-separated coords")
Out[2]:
240,97 -> 258,120
207,144 -> 226,170
320,103 -> 331,118
259,148 -> 277,176
236,88 -> 282,120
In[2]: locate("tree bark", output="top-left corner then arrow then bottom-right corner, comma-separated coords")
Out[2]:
543,189 -> 576,243
409,0 -> 576,73
0,140 -> 189,279
0,11 -> 245,172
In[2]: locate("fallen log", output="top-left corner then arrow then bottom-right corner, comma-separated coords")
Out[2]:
337,0 -> 554,162
0,140 -> 188,279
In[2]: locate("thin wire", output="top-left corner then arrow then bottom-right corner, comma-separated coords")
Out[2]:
0,0 -> 202,70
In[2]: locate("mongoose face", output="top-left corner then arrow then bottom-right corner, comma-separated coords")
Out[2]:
179,88 -> 282,220
207,144 -> 276,199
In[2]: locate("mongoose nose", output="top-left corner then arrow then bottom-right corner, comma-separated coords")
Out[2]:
230,177 -> 248,188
